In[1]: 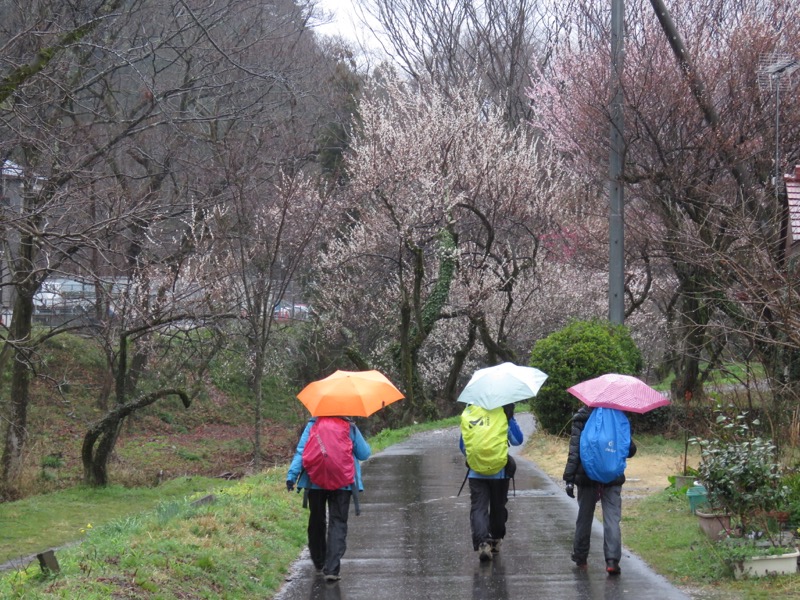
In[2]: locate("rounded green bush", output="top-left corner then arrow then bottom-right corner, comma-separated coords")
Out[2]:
528,320 -> 642,435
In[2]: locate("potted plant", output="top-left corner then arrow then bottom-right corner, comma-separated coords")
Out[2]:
715,535 -> 799,579
693,406 -> 796,575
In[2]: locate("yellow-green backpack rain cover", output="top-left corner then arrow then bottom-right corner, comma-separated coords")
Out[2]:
460,404 -> 508,475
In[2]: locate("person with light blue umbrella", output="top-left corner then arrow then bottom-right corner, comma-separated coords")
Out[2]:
457,363 -> 548,561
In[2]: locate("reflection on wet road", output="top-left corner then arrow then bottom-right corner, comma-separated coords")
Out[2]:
274,415 -> 689,600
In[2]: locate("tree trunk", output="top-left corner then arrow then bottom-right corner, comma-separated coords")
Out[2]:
671,285 -> 706,402
0,293 -> 34,498
82,388 -> 190,486
252,357 -> 264,471
441,322 -> 477,412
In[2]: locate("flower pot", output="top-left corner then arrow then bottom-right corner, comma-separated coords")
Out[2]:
696,510 -> 731,540
732,549 -> 799,580
686,485 -> 708,514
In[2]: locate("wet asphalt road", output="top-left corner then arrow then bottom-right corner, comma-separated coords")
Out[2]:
274,414 -> 689,600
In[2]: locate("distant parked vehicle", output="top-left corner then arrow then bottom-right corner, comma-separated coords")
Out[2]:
273,301 -> 292,321
272,301 -> 311,321
32,291 -> 61,314
292,303 -> 311,320
49,278 -> 95,310
33,278 -> 96,316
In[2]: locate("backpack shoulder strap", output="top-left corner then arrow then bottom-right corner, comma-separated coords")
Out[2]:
349,421 -> 361,516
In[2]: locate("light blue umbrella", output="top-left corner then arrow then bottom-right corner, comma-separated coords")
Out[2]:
457,362 -> 548,410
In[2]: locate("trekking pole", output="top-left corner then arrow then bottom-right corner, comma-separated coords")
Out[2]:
457,469 -> 469,497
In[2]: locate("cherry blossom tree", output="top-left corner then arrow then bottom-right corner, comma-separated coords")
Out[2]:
311,74 -> 572,420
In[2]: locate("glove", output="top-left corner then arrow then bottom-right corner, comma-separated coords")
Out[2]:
286,480 -> 294,492
565,482 -> 575,498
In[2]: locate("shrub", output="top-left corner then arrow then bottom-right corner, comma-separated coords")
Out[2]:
528,320 -> 642,435
693,406 -> 788,541
782,471 -> 800,526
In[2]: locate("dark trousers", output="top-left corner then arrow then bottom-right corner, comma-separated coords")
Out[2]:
572,484 -> 622,563
468,477 -> 510,550
307,489 -> 351,576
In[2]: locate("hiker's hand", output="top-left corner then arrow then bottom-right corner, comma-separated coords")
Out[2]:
565,482 -> 575,498
286,480 -> 294,492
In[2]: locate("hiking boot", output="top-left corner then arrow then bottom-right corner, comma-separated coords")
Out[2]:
571,553 -> 587,568
606,559 -> 621,575
478,542 -> 493,562
324,573 -> 341,582
490,539 -> 502,554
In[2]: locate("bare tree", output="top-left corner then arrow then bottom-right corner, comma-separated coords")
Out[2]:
356,0 -> 569,126
528,0 -> 800,423
0,0 -> 333,495
213,170 -> 334,470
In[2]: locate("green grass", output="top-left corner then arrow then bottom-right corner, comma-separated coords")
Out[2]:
653,361 -> 767,393
625,491 -> 727,580
0,477 -> 238,565
706,362 -> 766,386
625,488 -> 800,598
0,470 -> 305,599
0,418 -> 452,598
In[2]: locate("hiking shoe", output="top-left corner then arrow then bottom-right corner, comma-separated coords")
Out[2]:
490,539 -> 502,554
606,560 -> 621,575
478,542 -> 493,562
571,553 -> 587,568
324,573 -> 341,582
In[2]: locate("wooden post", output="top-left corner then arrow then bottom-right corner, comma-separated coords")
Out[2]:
37,550 -> 60,573
191,493 -> 216,507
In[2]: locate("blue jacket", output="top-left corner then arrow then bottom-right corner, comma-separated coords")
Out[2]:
287,417 -> 371,491
459,415 -> 523,479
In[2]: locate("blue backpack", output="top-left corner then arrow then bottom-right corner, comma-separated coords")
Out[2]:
579,408 -> 630,484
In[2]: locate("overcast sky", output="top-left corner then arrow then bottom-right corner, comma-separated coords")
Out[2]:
314,0 -> 384,56
314,0 -> 360,39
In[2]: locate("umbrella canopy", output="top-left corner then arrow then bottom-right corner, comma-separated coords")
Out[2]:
457,362 -> 548,410
567,373 -> 670,414
297,369 -> 405,417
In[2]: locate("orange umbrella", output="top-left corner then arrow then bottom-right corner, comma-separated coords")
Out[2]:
297,370 -> 405,417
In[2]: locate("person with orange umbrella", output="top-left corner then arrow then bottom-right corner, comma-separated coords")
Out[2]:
286,370 -> 404,583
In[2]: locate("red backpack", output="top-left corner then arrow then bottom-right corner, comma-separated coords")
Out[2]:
301,417 -> 356,490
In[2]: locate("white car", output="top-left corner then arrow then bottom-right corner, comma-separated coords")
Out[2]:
33,291 -> 62,313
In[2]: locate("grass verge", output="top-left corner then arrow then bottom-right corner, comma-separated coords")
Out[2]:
369,416 -> 460,453
0,470 -> 304,599
0,418 -> 454,598
0,477 -> 239,565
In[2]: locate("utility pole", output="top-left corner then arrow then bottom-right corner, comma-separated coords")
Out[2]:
608,0 -> 625,324
765,58 -> 799,204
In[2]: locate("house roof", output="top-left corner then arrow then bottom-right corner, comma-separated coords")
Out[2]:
787,165 -> 800,243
